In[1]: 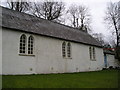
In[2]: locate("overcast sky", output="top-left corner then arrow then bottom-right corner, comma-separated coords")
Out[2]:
0,0 -> 120,43
66,0 -> 120,45
63,0 -> 119,42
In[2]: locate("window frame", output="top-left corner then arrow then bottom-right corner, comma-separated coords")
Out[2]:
89,46 -> 96,61
93,47 -> 96,60
67,42 -> 71,58
19,34 -> 35,56
19,34 -> 27,54
28,35 -> 34,55
62,41 -> 72,59
62,41 -> 66,58
89,47 -> 92,60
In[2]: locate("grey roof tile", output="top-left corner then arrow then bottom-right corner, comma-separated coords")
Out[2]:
1,6 -> 102,47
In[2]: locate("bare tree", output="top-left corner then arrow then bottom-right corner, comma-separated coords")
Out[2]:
104,1 -> 120,59
92,33 -> 105,46
104,2 -> 120,47
31,1 -> 65,22
67,4 -> 91,32
7,0 -> 31,12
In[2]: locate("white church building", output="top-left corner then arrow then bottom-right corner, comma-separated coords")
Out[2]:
1,6 -> 105,75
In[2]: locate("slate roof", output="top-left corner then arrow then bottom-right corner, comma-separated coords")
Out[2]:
1,6 -> 102,47
103,49 -> 115,55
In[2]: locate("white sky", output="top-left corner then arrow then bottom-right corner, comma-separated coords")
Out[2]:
63,0 -> 119,33
63,0 -> 119,43
0,0 -> 120,43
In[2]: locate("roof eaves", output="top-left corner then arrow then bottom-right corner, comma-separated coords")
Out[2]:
2,26 -> 102,48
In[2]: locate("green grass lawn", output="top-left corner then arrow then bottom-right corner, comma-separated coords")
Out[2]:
2,70 -> 119,88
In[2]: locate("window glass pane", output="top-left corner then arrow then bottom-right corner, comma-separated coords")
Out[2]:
20,47 -> 22,50
20,50 -> 22,53
20,43 -> 22,46
23,47 -> 25,50
23,44 -> 25,46
23,36 -> 25,39
20,40 -> 22,42
31,41 -> 33,44
31,45 -> 33,47
31,38 -> 33,41
28,48 -> 30,50
23,39 -> 25,42
28,51 -> 30,54
23,51 -> 25,53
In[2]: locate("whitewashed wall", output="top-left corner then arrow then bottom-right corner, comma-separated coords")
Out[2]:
0,28 -> 2,90
0,28 -> 2,75
2,29 -> 36,75
2,28 -> 104,75
0,7 -> 2,89
106,54 -> 120,68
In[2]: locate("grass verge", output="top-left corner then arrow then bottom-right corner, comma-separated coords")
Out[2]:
2,70 -> 118,88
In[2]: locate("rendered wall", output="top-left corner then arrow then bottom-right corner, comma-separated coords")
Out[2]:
106,54 -> 120,68
35,32 -> 104,74
0,27 -> 2,89
2,29 -> 36,75
2,28 -> 104,75
0,7 -> 2,89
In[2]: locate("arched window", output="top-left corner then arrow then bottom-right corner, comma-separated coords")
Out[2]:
19,34 -> 26,54
93,47 -> 95,60
89,47 -> 92,60
62,42 -> 66,57
67,42 -> 71,58
89,46 -> 96,60
28,36 -> 34,54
